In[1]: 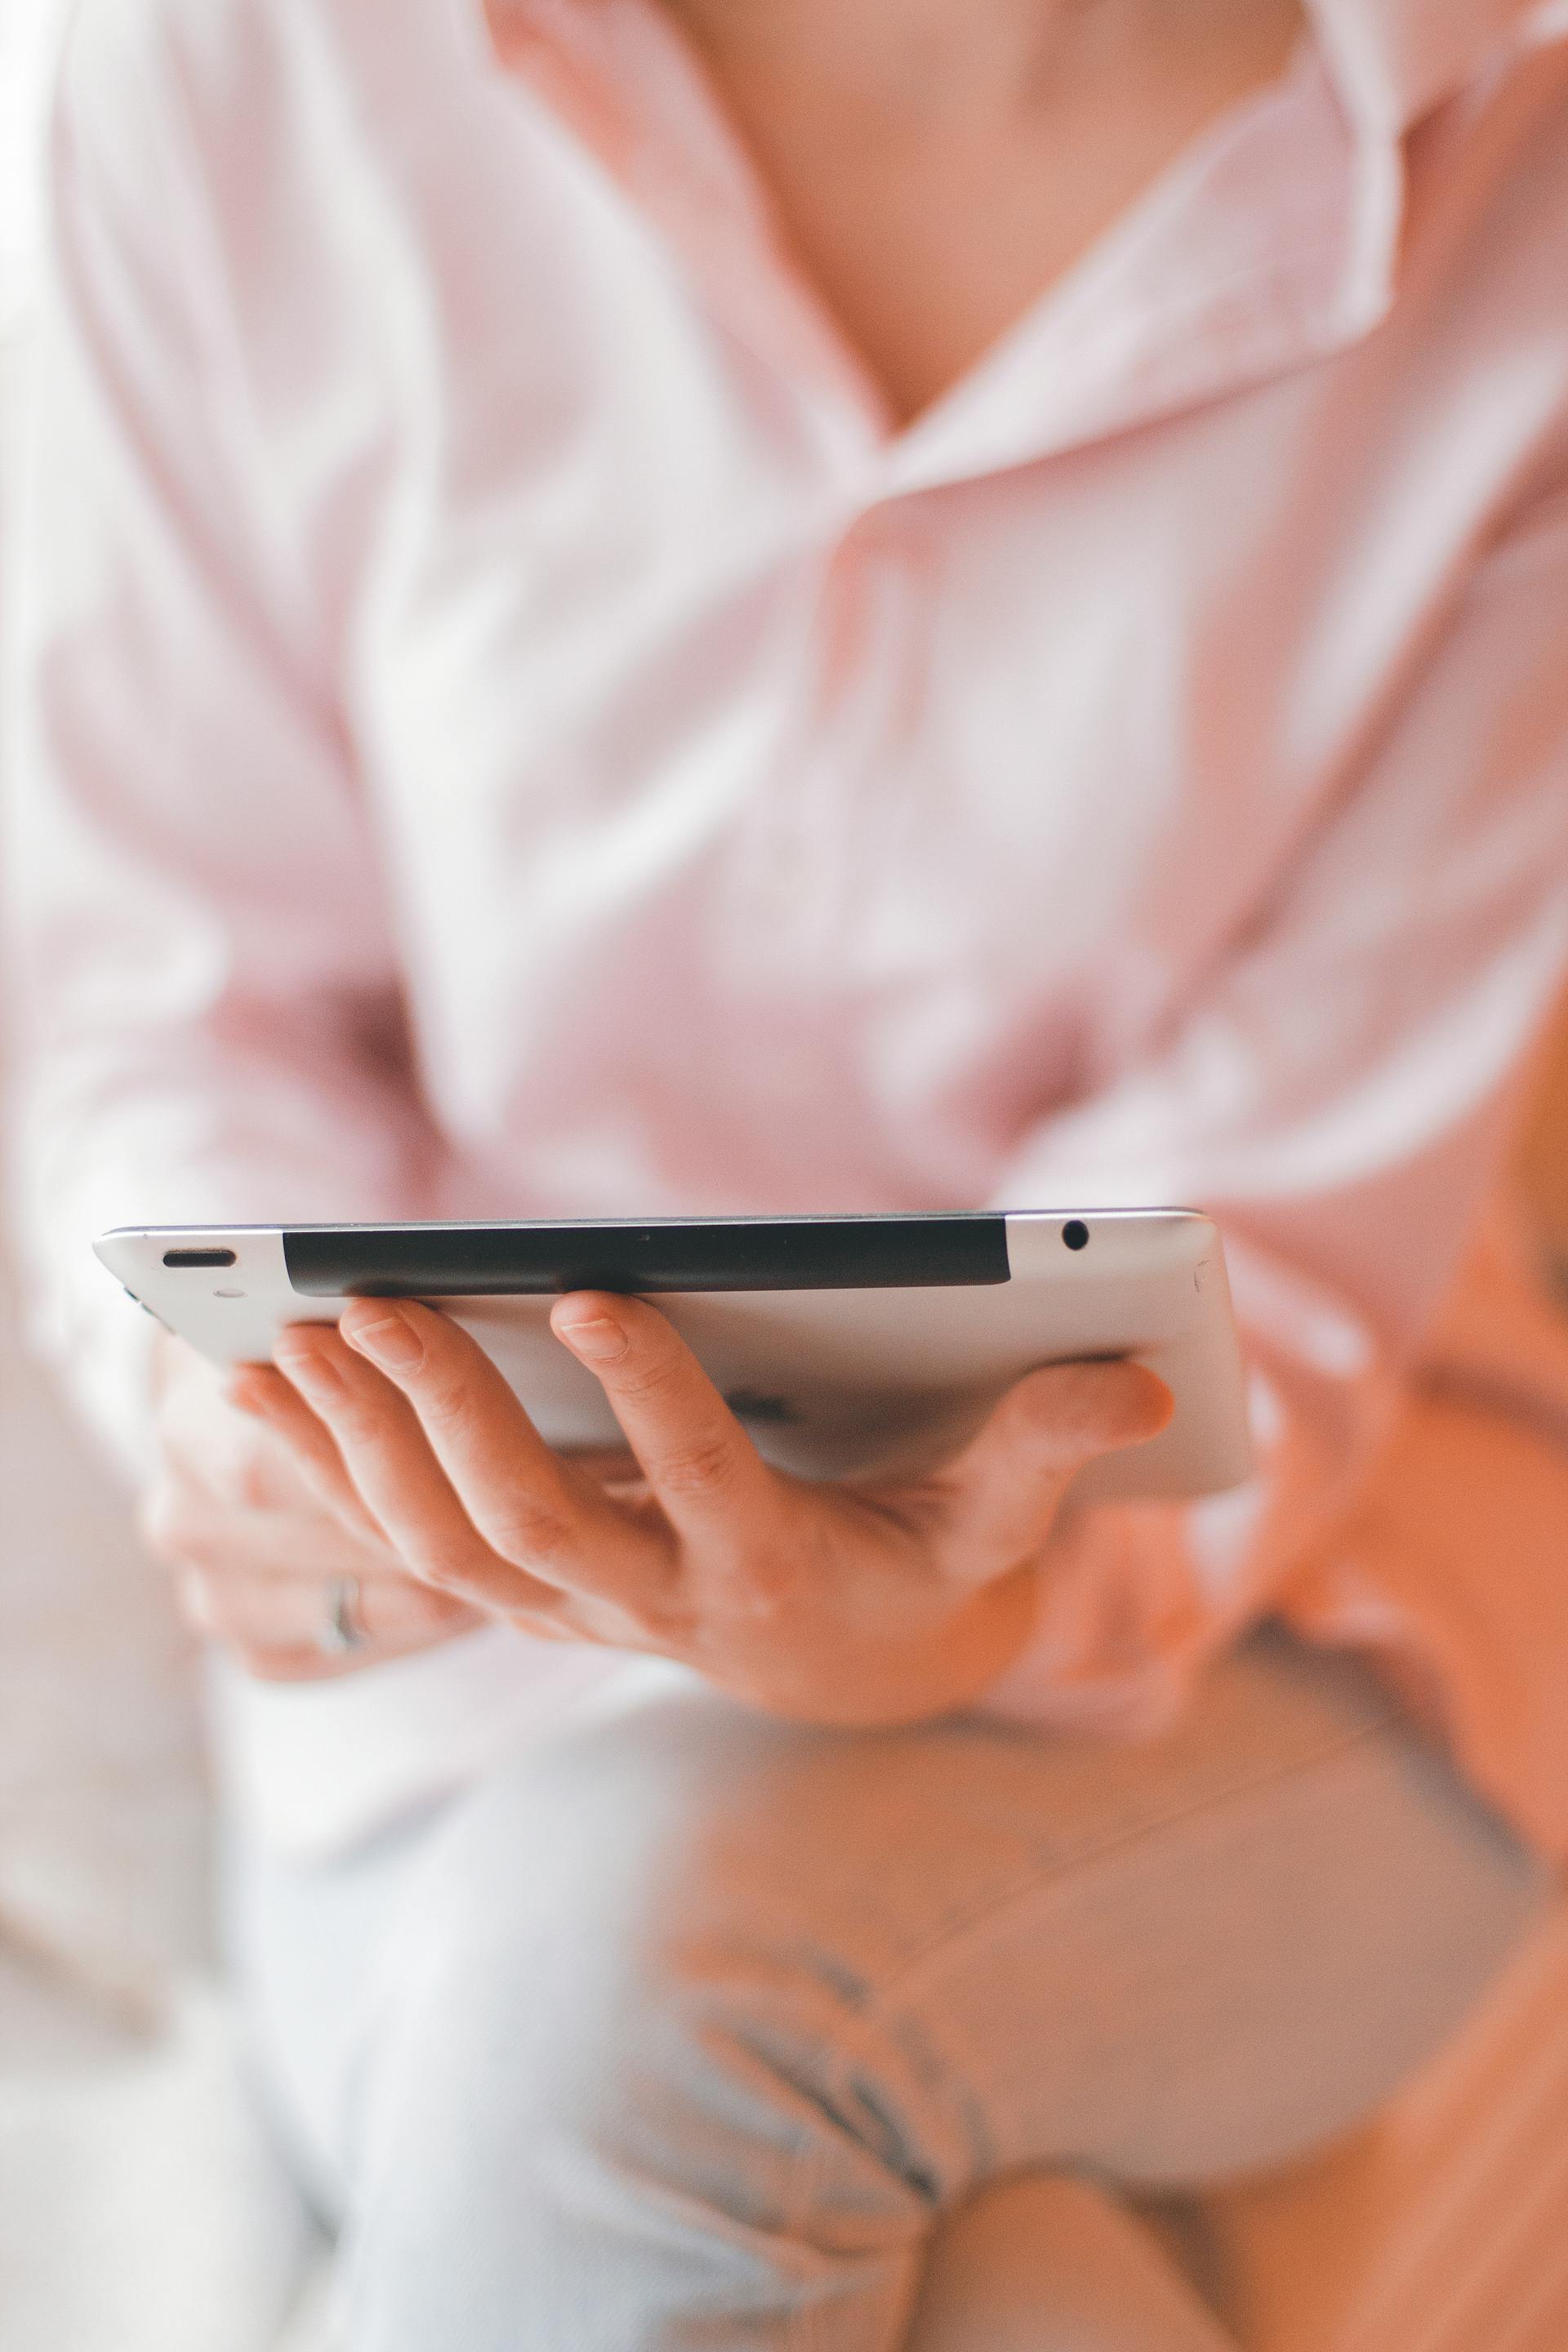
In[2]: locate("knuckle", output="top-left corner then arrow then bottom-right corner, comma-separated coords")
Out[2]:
655,1431 -> 737,1502
485,1499 -> 576,1570
419,1374 -> 481,1441
324,1393 -> 381,1451
413,1545 -> 479,1594
612,1348 -> 685,1410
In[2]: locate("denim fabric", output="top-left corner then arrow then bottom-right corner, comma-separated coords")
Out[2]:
230,1632 -> 1544,2350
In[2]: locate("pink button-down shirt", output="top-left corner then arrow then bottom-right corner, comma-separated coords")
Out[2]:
7,0 -> 1568,1854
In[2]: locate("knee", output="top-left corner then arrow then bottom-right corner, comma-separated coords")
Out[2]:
329,1695 -> 966,2345
349,1687 -> 901,2198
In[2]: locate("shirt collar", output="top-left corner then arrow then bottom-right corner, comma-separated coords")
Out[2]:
1307,0 -> 1568,131
467,0 -> 1568,492
479,0 -> 1567,108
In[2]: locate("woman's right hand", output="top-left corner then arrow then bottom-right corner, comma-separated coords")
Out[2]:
141,1331 -> 484,1679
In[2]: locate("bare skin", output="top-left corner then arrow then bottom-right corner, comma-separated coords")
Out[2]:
661,0 -> 1304,422
148,1303 -> 1168,1722
146,0 -> 1299,1707
145,1329 -> 483,1680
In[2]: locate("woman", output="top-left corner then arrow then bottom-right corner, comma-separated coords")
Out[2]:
8,0 -> 1568,2342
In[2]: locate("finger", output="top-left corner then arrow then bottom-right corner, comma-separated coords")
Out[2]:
335,1299 -> 666,1597
549,1293 -> 777,1543
175,1560 -> 480,1654
158,1366 -> 315,1517
274,1318 -> 626,1613
225,1363 -> 391,1542
142,1476 -> 408,1584
176,1563 -> 490,1683
934,1359 -> 1173,1576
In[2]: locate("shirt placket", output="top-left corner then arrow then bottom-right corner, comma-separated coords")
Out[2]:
482,2 -> 1410,495
472,0 -> 1412,1009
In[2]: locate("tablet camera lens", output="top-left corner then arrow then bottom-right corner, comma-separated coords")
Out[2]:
1062,1220 -> 1089,1251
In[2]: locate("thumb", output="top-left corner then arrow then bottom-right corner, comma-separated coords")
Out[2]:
936,1358 -> 1173,1579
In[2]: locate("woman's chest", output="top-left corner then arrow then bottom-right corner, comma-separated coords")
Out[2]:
249,7 -> 1559,1136
644,0 -> 1307,427
344,370 -> 1365,1075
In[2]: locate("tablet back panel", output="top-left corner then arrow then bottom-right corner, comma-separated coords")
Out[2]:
96,1210 -> 1252,1501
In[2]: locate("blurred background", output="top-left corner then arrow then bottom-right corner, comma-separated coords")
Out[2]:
1521,997 -> 1568,1273
0,4 -> 1563,2347
0,6 -> 319,2341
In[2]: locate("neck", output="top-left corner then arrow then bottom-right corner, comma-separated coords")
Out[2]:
664,0 -> 1304,131
667,0 -> 1083,103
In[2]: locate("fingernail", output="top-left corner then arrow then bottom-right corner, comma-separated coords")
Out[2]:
555,1309 -> 629,1362
275,1339 -> 343,1396
344,1309 -> 424,1372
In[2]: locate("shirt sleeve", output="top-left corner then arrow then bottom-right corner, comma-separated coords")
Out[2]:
979,470 -> 1568,1772
2,0 -> 443,1477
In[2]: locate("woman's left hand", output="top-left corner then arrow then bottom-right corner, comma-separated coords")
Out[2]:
252,1296 -> 1169,1727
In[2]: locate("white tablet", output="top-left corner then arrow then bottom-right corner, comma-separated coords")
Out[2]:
95,1210 -> 1253,1503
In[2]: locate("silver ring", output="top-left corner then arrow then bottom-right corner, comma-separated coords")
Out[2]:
317,1575 -> 366,1656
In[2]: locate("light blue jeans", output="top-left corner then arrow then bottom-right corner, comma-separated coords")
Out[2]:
231,1630 -> 1545,2350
